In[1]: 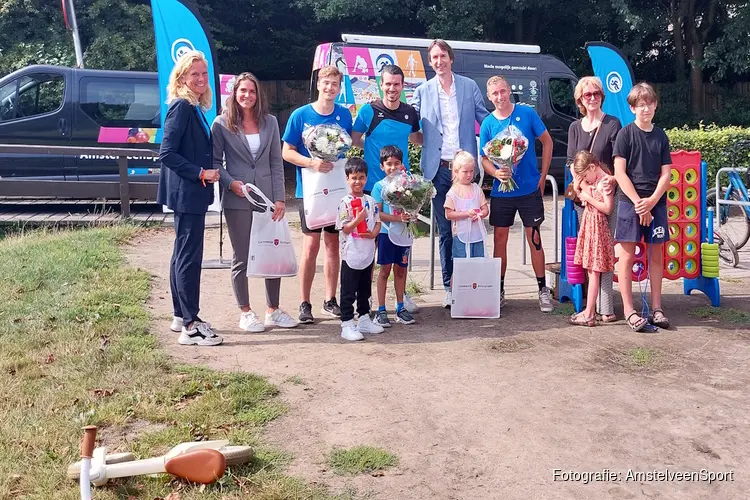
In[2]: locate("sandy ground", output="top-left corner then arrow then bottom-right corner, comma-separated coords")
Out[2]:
126,200 -> 750,500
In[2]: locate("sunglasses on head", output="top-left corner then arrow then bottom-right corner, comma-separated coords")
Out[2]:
583,91 -> 602,100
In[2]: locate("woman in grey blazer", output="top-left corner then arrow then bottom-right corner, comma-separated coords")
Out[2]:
212,72 -> 298,332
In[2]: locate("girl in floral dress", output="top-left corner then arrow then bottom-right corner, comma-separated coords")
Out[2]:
569,151 -> 616,326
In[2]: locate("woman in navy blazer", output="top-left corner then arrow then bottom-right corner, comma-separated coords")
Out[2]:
157,50 -> 223,346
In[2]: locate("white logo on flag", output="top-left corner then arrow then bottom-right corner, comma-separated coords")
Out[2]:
171,38 -> 196,63
606,71 -> 623,94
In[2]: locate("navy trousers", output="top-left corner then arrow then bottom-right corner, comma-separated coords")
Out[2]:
170,211 -> 206,326
431,165 -> 454,291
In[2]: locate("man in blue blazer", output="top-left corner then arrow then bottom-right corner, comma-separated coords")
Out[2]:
410,39 -> 490,307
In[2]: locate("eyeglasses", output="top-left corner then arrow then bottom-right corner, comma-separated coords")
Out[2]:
635,102 -> 656,110
582,91 -> 602,100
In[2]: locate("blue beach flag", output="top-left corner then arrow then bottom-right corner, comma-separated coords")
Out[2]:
151,0 -> 220,141
585,42 -> 636,127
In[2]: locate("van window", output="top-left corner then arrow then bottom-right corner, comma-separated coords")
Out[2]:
0,74 -> 64,121
473,75 -> 541,110
79,78 -> 160,127
548,77 -> 577,117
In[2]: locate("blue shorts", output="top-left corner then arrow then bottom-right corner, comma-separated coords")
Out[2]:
377,234 -> 410,267
452,238 -> 485,258
614,200 -> 668,244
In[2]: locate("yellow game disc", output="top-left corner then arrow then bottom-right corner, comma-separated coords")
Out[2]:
685,187 -> 698,202
685,240 -> 698,256
670,168 -> 680,185
685,258 -> 698,274
668,206 -> 680,221
685,168 -> 698,185
685,205 -> 697,220
667,187 -> 681,203
685,222 -> 698,237
669,223 -> 680,240
666,259 -> 681,276
667,241 -> 680,257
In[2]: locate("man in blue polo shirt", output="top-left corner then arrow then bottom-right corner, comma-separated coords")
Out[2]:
352,64 -> 422,315
352,64 -> 422,193
480,75 -> 554,313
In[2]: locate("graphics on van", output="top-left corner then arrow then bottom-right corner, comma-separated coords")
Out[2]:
606,71 -> 623,93
171,38 -> 196,63
374,54 -> 395,71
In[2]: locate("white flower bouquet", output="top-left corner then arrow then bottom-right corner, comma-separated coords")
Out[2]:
381,172 -> 436,236
482,125 -> 529,193
302,123 -> 352,162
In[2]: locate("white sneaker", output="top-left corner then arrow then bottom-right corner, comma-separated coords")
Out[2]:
172,317 -> 212,332
178,322 -> 223,346
357,314 -> 384,334
239,311 -> 266,332
539,287 -> 554,313
265,309 -> 299,328
341,320 -> 364,341
442,291 -> 452,309
403,293 -> 419,314
170,316 -> 183,332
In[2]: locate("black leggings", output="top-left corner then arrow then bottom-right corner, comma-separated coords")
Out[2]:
340,260 -> 374,322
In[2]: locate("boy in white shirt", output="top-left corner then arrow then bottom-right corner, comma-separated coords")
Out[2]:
335,158 -> 383,340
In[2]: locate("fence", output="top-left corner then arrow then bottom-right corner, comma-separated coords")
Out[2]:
0,145 -> 158,217
263,80 -> 311,132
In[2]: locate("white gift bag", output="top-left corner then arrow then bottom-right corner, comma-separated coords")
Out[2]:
451,241 -> 502,319
301,159 -> 348,229
242,183 -> 298,278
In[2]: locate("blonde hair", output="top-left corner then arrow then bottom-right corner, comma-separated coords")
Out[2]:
486,75 -> 509,90
628,82 -> 658,106
452,150 -> 475,183
166,50 -> 213,111
223,72 -> 267,132
318,65 -> 343,83
574,76 -> 604,116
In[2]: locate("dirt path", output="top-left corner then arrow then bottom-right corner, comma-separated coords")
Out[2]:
127,226 -> 750,500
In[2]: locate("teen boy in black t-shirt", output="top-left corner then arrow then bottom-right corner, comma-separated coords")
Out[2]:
613,82 -> 672,332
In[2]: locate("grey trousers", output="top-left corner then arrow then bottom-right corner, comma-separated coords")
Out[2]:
575,203 -> 617,316
224,208 -> 281,309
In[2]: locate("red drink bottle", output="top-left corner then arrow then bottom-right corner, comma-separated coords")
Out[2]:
350,197 -> 368,233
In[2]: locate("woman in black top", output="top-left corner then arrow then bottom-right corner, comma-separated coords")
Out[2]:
567,76 -> 621,323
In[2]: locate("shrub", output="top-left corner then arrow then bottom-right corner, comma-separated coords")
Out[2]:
665,125 -> 750,182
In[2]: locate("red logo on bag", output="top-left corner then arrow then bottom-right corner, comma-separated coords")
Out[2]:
323,188 -> 329,195
472,283 -> 477,289
273,239 -> 279,246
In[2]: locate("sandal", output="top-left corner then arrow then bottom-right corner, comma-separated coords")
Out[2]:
650,309 -> 670,329
625,311 -> 647,332
596,313 -> 618,323
569,312 -> 596,327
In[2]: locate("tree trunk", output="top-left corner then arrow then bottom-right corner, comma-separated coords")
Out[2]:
670,0 -> 686,81
690,41 -> 703,115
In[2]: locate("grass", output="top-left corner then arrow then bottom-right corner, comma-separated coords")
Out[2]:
405,279 -> 423,296
550,303 -> 575,316
0,226 -> 350,499
627,347 -> 656,367
326,446 -> 398,475
283,375 -> 306,385
688,306 -> 750,324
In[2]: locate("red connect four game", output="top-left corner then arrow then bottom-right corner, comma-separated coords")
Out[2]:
664,151 -> 702,280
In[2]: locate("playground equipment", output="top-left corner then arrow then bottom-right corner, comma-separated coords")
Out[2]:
558,152 -> 721,313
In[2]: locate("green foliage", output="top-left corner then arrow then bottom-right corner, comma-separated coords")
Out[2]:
326,446 -> 398,475
665,125 -> 750,181
657,82 -> 750,129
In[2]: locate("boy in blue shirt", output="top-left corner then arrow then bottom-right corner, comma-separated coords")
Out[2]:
371,146 -> 416,327
282,65 -> 353,324
479,75 -> 554,313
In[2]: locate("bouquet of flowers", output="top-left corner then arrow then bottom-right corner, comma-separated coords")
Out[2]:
381,172 -> 436,237
482,125 -> 529,193
302,123 -> 352,162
